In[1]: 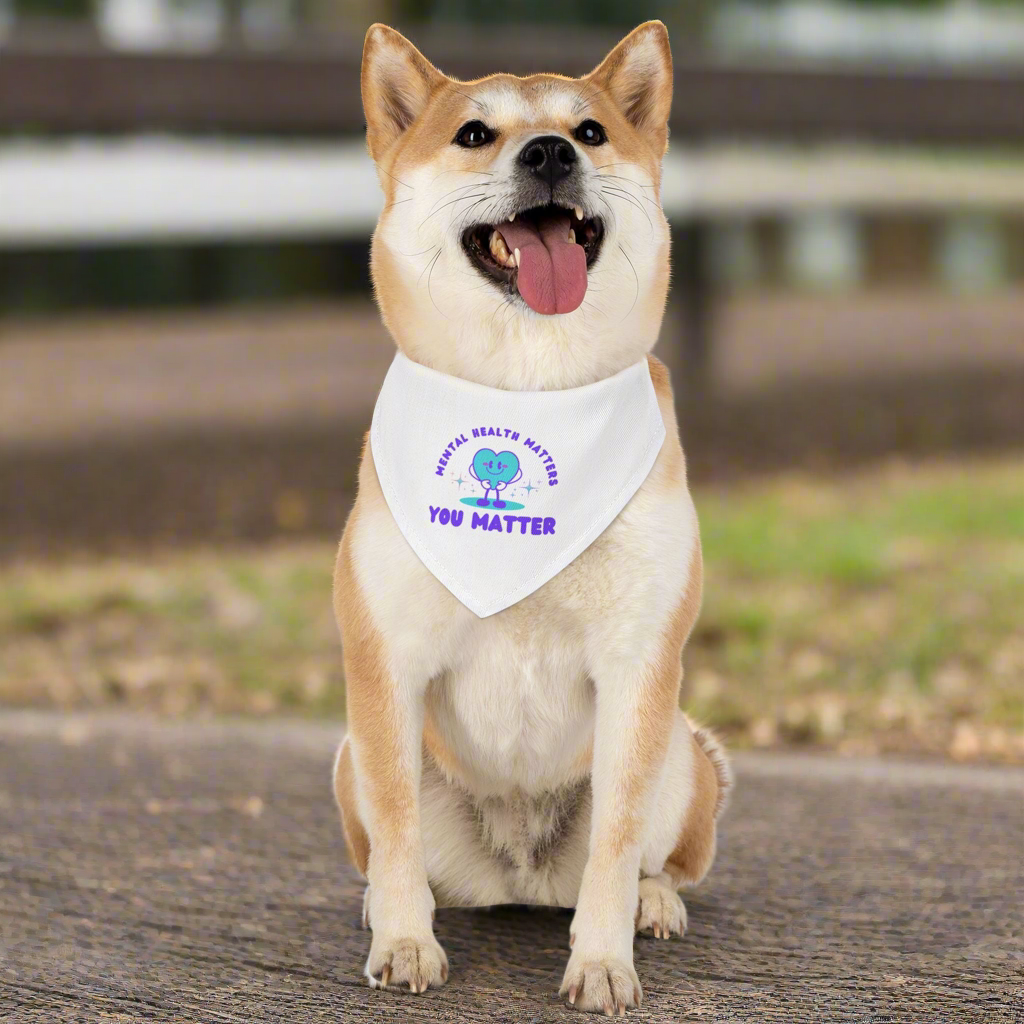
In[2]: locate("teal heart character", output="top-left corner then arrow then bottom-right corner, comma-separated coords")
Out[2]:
471,448 -> 520,487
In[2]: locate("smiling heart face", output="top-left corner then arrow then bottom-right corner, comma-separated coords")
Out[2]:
472,448 -> 520,486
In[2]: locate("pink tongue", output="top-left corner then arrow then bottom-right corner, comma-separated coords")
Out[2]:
500,213 -> 587,315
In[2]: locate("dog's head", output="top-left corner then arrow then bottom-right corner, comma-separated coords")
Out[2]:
361,22 -> 673,389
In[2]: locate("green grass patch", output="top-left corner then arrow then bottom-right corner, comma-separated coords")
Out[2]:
1,458 -> 1022,761
690,458 -> 1024,760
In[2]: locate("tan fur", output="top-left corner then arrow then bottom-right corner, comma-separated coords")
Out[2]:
422,708 -> 466,784
587,22 -> 675,156
664,732 -> 721,887
334,21 -> 730,1010
361,25 -> 447,164
333,735 -> 370,876
360,22 -> 673,389
366,62 -> 667,192
333,516 -> 417,854
690,721 -> 734,820
604,542 -> 703,861
647,355 -> 687,488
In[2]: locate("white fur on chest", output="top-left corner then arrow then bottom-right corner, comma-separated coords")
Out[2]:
428,607 -> 593,797
349,439 -> 697,800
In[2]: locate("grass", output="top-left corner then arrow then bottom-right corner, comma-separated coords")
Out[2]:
2,457 -> 1022,762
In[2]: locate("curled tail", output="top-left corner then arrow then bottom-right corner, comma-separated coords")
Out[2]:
684,715 -> 733,819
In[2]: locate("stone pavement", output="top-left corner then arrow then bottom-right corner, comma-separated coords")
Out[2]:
1,713 -> 1021,1022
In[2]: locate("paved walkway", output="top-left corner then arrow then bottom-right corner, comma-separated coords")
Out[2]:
1,714 -> 1021,1022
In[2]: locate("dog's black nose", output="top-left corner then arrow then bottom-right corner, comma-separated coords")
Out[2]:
518,135 -> 577,188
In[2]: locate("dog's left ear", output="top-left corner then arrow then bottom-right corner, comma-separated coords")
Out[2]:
361,24 -> 447,162
587,21 -> 673,153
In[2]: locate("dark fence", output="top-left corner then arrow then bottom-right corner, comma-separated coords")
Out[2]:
5,30 -> 1023,380
3,32 -> 1024,143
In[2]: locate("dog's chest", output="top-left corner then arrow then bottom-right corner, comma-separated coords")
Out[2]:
430,605 -> 594,795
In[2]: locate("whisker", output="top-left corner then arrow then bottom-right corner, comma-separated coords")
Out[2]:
430,169 -> 494,183
617,243 -> 639,319
454,196 -> 498,235
574,79 -> 611,110
425,182 -> 494,217
594,161 -> 644,173
426,247 -> 451,320
570,79 -> 594,115
601,181 -> 661,212
596,172 -> 658,194
487,287 -> 519,336
417,247 -> 442,286
378,166 -> 413,191
500,294 -> 520,332
402,244 -> 441,258
453,89 -> 490,115
419,193 -> 489,229
601,184 -> 660,212
601,187 -> 652,230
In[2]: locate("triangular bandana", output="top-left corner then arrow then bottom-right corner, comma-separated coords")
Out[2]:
370,353 -> 666,618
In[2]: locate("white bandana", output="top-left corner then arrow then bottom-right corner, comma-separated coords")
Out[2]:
370,353 -> 666,618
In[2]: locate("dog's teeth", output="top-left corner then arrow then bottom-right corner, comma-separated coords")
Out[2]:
574,205 -> 584,220
509,213 -> 516,222
489,229 -> 513,266
568,228 -> 576,244
514,248 -> 521,268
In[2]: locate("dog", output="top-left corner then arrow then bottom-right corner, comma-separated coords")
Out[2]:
332,20 -> 732,1014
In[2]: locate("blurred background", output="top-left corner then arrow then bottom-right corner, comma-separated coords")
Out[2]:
1,0 -> 1022,762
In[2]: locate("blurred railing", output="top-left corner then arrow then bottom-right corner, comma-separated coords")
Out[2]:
3,31 -> 1024,141
4,29 -> 1024,380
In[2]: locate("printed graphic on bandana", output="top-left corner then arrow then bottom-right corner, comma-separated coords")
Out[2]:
370,351 -> 665,618
430,426 -> 559,536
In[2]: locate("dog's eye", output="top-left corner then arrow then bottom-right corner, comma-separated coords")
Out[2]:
574,120 -> 606,146
454,120 -> 496,148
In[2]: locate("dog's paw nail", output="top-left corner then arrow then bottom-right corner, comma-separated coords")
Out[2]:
568,985 -> 578,1005
617,1003 -> 627,1017
637,878 -> 687,940
569,931 -> 576,948
367,935 -> 447,995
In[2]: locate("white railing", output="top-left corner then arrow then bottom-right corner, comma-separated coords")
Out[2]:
4,138 -> 1024,247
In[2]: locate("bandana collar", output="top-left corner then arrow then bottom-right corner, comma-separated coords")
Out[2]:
370,352 -> 666,618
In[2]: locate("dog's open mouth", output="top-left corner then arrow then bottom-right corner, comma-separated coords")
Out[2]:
461,204 -> 604,316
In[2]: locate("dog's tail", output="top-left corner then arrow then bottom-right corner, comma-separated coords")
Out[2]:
685,715 -> 733,819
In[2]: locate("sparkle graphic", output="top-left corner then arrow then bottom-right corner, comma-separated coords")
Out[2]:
454,476 -> 466,488
521,480 -> 537,495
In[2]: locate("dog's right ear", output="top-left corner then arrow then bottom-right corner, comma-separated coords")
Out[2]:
361,24 -> 446,162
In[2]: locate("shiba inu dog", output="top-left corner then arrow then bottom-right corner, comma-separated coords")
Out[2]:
332,20 -> 732,1014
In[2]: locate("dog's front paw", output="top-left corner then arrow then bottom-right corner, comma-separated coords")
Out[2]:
559,951 -> 641,1015
365,933 -> 449,994
635,874 -> 687,939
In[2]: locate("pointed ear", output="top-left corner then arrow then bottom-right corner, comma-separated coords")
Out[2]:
587,21 -> 673,153
361,24 -> 446,162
